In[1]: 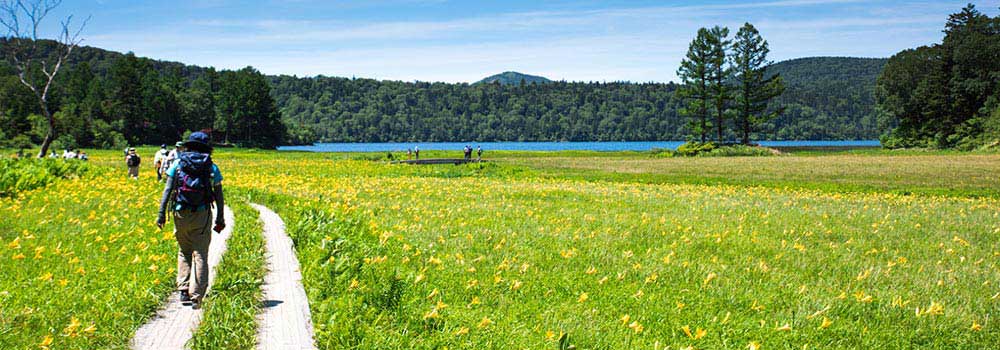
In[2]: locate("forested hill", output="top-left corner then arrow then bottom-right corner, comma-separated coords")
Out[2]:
2,41 -> 887,146
476,71 -> 552,85
766,57 -> 888,140
274,57 -> 887,142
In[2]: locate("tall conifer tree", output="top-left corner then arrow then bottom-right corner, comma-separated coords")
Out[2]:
677,28 -> 714,142
731,23 -> 785,145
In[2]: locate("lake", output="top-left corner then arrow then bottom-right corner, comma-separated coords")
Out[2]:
278,140 -> 881,152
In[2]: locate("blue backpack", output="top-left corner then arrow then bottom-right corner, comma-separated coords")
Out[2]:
173,152 -> 215,210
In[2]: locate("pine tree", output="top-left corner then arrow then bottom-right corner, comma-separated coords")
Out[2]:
731,23 -> 785,145
677,28 -> 714,142
707,26 -> 732,142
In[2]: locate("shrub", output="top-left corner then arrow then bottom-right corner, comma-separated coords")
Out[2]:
0,157 -> 89,197
675,141 -> 717,156
675,142 -> 776,157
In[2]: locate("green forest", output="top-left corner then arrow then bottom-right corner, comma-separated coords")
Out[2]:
876,4 -> 1000,150
0,46 -> 893,151
1,36 -> 889,149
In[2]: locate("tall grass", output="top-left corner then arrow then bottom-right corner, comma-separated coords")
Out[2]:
190,197 -> 266,349
0,158 -> 90,197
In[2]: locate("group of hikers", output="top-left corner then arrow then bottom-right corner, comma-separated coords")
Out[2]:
122,142 -> 183,181
396,145 -> 483,161
122,132 -> 227,308
464,144 -> 483,161
7,148 -> 88,160
51,149 -> 89,161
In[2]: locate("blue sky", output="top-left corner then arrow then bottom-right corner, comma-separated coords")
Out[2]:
42,0 -> 999,83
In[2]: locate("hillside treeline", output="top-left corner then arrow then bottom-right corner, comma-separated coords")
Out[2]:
1,40 -> 284,149
2,41 -> 886,148
273,57 -> 884,143
876,4 -> 1000,149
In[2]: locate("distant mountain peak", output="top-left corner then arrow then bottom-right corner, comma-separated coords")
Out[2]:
476,71 -> 551,85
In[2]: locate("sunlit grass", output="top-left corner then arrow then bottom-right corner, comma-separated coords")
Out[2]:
0,167 -> 175,348
218,150 -> 1000,349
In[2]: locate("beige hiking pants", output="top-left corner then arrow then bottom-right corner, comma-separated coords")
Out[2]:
173,209 -> 212,300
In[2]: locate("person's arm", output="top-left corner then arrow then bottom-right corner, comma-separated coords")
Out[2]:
156,177 -> 175,229
213,183 -> 225,232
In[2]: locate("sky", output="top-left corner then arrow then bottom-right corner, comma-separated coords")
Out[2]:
35,0 -> 1000,83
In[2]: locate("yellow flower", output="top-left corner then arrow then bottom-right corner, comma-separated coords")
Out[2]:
38,272 -> 53,282
422,308 -> 440,320
747,341 -> 761,350
628,320 -> 644,333
12,253 -> 25,260
63,317 -> 82,337
478,317 -> 492,328
703,272 -> 717,287
577,292 -> 588,303
681,325 -> 705,339
6,237 -> 20,250
510,280 -> 523,291
970,321 -> 982,331
38,335 -> 53,348
775,323 -> 792,331
819,317 -> 833,329
453,327 -> 469,336
427,288 -> 439,299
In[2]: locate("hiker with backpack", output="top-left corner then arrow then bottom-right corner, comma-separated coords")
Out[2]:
155,132 -> 226,308
126,148 -> 141,179
154,144 -> 169,181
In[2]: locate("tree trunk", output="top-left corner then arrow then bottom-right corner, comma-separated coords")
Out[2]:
742,118 -> 750,145
36,104 -> 55,158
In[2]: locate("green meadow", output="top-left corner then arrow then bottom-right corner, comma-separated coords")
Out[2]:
1,148 -> 998,349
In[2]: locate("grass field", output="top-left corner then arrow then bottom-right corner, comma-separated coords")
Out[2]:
2,148 -> 999,349
223,150 -> 999,349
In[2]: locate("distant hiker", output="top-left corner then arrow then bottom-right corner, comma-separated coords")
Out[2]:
79,152 -> 88,161
126,148 -> 141,179
155,131 -> 226,309
414,146 -> 420,160
162,142 -> 182,177
48,151 -> 58,159
407,148 -> 412,159
154,144 -> 169,181
464,145 -> 472,160
477,146 -> 483,161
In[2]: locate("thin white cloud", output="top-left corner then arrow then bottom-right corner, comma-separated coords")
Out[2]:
83,0 -> 979,82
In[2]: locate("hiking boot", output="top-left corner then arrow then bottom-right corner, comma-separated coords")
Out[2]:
179,290 -> 191,303
191,298 -> 202,310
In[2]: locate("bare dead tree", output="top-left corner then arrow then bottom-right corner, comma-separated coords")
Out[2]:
0,0 -> 87,157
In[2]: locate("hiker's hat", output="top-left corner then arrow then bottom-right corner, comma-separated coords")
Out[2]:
183,132 -> 212,151
129,147 -> 136,151
175,141 -> 184,147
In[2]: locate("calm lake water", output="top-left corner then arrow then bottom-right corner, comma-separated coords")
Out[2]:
279,140 -> 881,152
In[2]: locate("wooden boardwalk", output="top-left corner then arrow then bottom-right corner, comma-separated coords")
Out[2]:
131,207 -> 234,350
391,158 -> 483,165
252,204 -> 317,350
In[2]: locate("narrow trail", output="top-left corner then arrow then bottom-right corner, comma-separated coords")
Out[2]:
131,207 -> 235,350
251,203 -> 317,350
